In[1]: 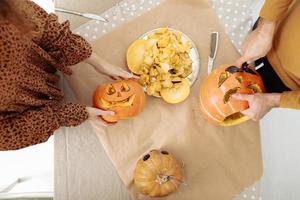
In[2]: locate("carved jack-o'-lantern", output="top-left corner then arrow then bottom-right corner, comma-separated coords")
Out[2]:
199,63 -> 265,126
93,79 -> 145,123
133,150 -> 184,197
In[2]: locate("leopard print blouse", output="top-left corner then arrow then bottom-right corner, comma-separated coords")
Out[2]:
0,0 -> 91,150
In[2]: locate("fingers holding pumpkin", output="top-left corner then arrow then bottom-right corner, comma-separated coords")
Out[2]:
86,107 -> 115,117
232,93 -> 277,121
86,107 -> 116,126
232,93 -> 253,102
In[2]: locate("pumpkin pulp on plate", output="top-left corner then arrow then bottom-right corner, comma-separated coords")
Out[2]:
126,28 -> 193,104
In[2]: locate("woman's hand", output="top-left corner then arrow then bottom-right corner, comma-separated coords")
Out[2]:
85,52 -> 137,79
235,18 -> 276,67
86,107 -> 114,127
232,93 -> 281,121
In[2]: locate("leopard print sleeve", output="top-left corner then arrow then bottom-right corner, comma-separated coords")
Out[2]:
0,103 -> 88,151
20,0 -> 92,75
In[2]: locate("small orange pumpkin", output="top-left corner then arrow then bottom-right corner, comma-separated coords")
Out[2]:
93,79 -> 145,123
133,150 -> 184,197
199,63 -> 265,126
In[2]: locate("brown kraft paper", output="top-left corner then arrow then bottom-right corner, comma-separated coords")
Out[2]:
66,0 -> 263,199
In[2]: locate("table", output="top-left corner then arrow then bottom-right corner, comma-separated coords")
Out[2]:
54,0 -> 263,199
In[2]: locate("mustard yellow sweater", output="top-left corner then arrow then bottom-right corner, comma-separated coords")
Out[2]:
260,0 -> 300,109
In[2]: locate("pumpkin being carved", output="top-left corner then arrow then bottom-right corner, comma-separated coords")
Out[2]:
133,150 -> 184,197
199,63 -> 265,126
93,79 -> 145,123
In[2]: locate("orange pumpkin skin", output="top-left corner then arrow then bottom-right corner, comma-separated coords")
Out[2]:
199,64 -> 265,126
93,79 -> 145,123
133,150 -> 184,197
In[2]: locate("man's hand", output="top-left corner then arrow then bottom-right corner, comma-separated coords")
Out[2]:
232,93 -> 281,121
236,18 -> 276,67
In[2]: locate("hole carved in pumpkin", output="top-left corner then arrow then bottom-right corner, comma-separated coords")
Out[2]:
247,84 -> 262,93
121,83 -> 130,92
223,112 -> 244,122
218,72 -> 230,87
235,76 -> 243,84
107,85 -> 116,95
223,87 -> 240,104
143,154 -> 150,161
161,151 -> 169,155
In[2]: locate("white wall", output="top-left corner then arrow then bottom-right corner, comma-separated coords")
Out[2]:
260,109 -> 300,200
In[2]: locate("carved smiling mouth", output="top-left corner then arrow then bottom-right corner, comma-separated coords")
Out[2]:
100,94 -> 136,108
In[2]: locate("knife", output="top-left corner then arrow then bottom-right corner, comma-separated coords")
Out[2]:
55,8 -> 109,23
207,32 -> 219,74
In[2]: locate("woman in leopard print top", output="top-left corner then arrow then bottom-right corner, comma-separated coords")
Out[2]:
0,0 -> 133,150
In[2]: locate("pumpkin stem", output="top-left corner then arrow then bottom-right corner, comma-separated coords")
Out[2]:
156,175 -> 170,185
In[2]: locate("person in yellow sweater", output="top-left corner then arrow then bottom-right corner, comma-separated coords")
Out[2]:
233,0 -> 300,121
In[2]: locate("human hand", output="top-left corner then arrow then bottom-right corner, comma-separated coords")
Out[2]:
85,52 -> 138,79
94,62 -> 139,80
235,18 -> 276,67
232,93 -> 281,121
86,107 -> 114,127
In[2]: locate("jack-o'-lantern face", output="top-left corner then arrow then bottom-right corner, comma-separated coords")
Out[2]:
93,80 -> 145,123
199,63 -> 265,126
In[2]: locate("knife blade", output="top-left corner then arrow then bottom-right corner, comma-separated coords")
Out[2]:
55,8 -> 109,23
207,32 -> 219,74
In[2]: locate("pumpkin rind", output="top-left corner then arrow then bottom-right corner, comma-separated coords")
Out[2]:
93,79 -> 145,123
133,150 -> 184,197
127,39 -> 146,75
199,64 -> 265,126
161,79 -> 191,104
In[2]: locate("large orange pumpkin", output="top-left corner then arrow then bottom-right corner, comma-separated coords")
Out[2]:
93,79 -> 145,123
133,150 -> 184,197
199,63 -> 265,126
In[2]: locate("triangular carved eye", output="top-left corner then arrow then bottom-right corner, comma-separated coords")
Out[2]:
121,83 -> 130,92
218,72 -> 230,87
107,85 -> 116,95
